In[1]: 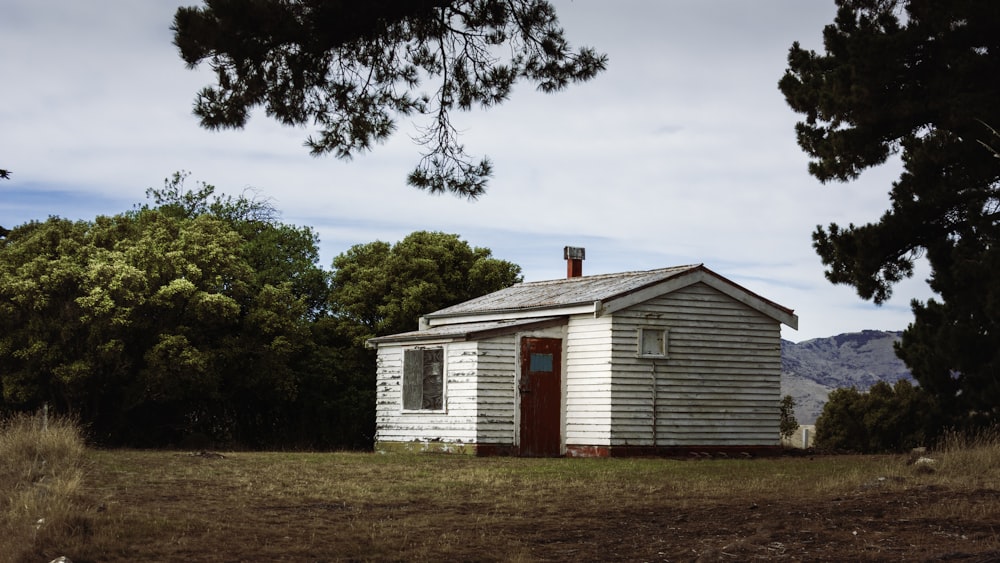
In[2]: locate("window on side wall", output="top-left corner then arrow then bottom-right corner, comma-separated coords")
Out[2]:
402,347 -> 445,411
637,328 -> 668,359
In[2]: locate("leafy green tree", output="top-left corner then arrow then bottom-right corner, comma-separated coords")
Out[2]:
330,230 -> 523,340
779,1 -> 1000,425
172,1 -> 607,198
0,217 -> 92,411
146,172 -> 331,319
815,380 -> 940,453
0,177 -> 326,446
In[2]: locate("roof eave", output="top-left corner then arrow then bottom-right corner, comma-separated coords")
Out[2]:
423,303 -> 598,327
367,316 -> 568,347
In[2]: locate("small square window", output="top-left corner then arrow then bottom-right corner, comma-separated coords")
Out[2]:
529,352 -> 554,372
638,328 -> 668,358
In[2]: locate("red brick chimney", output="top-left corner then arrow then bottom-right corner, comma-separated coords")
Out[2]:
564,246 -> 585,278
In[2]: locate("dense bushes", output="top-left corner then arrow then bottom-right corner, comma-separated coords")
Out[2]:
0,177 -> 328,447
814,380 -> 942,453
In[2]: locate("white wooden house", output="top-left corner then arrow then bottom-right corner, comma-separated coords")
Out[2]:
367,251 -> 798,457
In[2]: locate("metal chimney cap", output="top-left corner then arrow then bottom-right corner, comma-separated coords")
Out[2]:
563,246 -> 586,260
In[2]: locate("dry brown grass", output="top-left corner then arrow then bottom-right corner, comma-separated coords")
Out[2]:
933,426 -> 1000,482
0,412 -> 90,563
6,427 -> 1000,562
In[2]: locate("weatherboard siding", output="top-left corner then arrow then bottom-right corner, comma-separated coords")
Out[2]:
474,336 -> 517,444
375,336 -> 520,448
608,282 -> 782,447
375,341 -> 480,445
564,314 -> 614,445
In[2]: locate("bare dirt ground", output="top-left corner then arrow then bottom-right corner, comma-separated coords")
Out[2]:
40,451 -> 1000,562
551,486 -> 1000,562
335,484 -> 1000,562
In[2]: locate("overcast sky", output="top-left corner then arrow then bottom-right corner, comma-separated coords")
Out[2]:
0,1 -> 934,342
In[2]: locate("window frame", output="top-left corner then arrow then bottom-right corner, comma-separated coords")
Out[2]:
636,327 -> 669,359
401,346 -> 447,413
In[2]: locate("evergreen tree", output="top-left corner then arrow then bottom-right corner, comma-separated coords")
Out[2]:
780,0 -> 1000,424
173,0 -> 607,198
779,395 -> 799,441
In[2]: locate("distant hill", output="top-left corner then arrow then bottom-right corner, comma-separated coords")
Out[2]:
781,330 -> 914,424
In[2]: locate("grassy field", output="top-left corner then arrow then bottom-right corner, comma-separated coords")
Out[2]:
4,418 -> 1000,562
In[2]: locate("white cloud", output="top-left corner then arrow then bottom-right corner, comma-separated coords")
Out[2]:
0,0 -> 935,341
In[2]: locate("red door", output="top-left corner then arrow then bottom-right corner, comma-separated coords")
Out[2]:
519,337 -> 562,457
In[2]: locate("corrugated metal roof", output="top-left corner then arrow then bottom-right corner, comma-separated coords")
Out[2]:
427,264 -> 703,318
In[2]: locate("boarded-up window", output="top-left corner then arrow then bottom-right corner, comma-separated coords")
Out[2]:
637,328 -> 668,358
403,347 -> 444,410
